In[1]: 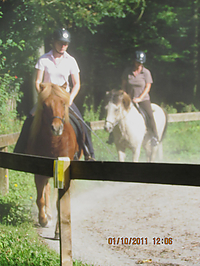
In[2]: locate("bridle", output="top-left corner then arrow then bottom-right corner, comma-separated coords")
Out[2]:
105,119 -> 119,129
105,103 -> 132,130
52,115 -> 65,125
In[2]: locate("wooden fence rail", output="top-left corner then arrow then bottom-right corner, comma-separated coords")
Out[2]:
0,132 -> 20,195
1,111 -> 200,194
90,111 -> 200,130
0,150 -> 200,266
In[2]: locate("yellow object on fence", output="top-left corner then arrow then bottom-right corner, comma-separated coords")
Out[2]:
53,157 -> 70,189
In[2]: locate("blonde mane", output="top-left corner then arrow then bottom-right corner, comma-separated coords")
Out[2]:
122,91 -> 131,111
29,83 -> 70,147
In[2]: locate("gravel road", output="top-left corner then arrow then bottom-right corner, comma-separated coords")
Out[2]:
38,178 -> 200,266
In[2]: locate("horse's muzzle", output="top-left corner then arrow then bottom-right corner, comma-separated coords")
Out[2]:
51,116 -> 65,136
104,120 -> 113,133
51,123 -> 64,136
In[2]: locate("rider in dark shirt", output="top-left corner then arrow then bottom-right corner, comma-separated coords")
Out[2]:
121,51 -> 159,146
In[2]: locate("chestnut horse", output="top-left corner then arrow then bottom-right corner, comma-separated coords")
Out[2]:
27,83 -> 82,235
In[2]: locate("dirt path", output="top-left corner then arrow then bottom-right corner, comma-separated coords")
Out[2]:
38,179 -> 200,266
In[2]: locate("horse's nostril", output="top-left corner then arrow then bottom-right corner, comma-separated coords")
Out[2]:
51,123 -> 64,136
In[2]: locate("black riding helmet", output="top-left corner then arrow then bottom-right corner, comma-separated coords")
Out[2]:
52,28 -> 71,43
135,51 -> 146,64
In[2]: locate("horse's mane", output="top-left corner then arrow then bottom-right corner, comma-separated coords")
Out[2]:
122,91 -> 131,110
108,90 -> 131,111
29,83 -> 70,146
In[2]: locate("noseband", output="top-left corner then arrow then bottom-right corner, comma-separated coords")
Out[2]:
52,116 -> 65,125
105,119 -> 119,128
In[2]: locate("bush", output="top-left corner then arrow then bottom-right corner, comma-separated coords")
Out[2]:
0,21 -> 24,133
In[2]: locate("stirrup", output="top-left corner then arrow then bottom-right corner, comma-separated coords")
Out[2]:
83,143 -> 95,161
85,155 -> 96,161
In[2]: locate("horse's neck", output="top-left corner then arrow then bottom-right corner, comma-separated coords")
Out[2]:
120,103 -> 144,128
120,103 -> 138,119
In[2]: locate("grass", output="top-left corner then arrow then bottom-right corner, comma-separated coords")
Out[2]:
91,120 -> 200,164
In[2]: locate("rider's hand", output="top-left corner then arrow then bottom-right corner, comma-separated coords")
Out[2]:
133,97 -> 142,103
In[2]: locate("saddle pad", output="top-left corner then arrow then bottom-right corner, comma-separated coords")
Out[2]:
69,112 -> 84,144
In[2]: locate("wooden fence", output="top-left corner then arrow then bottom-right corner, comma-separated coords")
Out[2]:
0,151 -> 200,265
0,132 -> 19,195
1,111 -> 200,195
1,111 -> 200,265
90,111 -> 200,130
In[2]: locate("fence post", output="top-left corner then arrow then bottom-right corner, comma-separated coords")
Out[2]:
0,147 -> 8,195
54,157 -> 72,266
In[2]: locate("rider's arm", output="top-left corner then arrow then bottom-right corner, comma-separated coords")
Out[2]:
69,72 -> 80,106
133,83 -> 151,103
35,69 -> 44,93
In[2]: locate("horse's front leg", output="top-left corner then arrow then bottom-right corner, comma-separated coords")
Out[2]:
118,150 -> 126,162
44,180 -> 52,221
54,197 -> 59,239
132,145 -> 142,162
35,175 -> 49,227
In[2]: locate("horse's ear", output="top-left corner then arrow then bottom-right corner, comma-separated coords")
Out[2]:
61,82 -> 68,90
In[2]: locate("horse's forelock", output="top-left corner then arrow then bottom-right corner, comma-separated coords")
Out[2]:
109,90 -> 131,110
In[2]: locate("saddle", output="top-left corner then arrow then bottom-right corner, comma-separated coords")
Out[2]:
134,103 -> 150,129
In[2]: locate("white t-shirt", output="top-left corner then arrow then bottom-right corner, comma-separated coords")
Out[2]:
35,50 -> 80,92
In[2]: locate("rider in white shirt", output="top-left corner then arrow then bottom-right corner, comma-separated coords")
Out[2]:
15,28 -> 95,160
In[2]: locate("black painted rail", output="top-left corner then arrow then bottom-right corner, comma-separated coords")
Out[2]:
0,151 -> 200,187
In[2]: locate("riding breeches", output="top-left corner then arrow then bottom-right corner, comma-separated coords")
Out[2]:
138,100 -> 158,138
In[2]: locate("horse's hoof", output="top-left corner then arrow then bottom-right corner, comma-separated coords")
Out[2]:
39,218 -> 48,227
54,232 -> 60,240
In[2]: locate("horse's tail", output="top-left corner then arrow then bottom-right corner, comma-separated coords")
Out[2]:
160,109 -> 168,142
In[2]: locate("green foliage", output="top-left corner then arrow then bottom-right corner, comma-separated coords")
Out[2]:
83,97 -> 103,122
161,103 -> 177,114
0,74 -> 23,134
1,0 -> 200,115
0,171 -> 35,225
0,20 -> 24,132
0,224 -> 60,266
175,102 -> 199,113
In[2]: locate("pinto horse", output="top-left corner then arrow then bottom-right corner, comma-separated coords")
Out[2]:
27,83 -> 82,235
104,90 -> 167,162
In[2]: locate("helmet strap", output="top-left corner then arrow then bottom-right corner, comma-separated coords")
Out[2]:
52,43 -> 65,55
